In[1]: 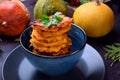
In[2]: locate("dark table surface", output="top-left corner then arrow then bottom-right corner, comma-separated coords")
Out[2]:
0,0 -> 120,80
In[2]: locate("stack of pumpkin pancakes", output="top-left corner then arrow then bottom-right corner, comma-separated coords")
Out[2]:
30,15 -> 73,56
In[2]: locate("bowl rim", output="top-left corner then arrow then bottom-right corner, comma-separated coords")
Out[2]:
20,23 -> 87,59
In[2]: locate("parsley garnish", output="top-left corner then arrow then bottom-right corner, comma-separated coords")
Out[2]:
104,43 -> 120,66
39,12 -> 63,27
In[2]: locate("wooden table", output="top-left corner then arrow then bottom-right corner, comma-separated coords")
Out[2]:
0,0 -> 120,80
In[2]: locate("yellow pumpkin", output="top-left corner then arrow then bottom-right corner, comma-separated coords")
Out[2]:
73,1 -> 115,38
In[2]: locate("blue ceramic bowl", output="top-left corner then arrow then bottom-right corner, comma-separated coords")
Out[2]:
20,24 -> 87,76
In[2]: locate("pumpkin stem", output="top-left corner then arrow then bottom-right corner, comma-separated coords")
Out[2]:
2,21 -> 7,27
95,0 -> 101,6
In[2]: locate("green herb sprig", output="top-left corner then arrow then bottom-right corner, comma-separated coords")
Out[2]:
80,0 -> 103,4
104,43 -> 120,66
39,12 -> 63,27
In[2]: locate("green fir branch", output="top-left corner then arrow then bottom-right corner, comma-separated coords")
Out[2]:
104,43 -> 120,66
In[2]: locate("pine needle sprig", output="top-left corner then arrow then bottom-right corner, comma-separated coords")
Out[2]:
104,43 -> 120,66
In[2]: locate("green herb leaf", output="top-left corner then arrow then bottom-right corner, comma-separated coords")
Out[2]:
51,18 -> 59,25
39,12 -> 63,27
40,19 -> 51,27
41,14 -> 49,20
80,0 -> 91,4
54,16 -> 63,22
62,0 -> 68,5
104,43 -> 120,66
80,0 -> 103,4
100,0 -> 103,2
39,14 -> 51,27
